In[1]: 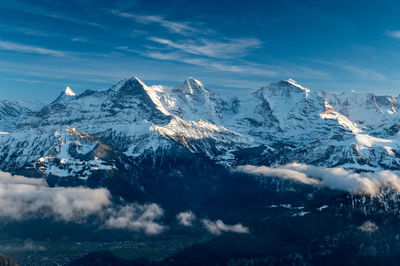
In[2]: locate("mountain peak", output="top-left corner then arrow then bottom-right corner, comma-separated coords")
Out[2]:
111,76 -> 149,97
281,79 -> 310,93
64,86 -> 76,96
184,77 -> 204,95
52,86 -> 77,104
286,78 -> 302,87
109,76 -> 156,103
174,77 -> 206,95
186,77 -> 204,87
129,76 -> 146,86
259,79 -> 310,98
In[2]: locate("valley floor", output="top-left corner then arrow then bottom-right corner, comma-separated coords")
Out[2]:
1,234 -> 212,266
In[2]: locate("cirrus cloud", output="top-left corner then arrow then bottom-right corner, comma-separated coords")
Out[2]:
111,10 -> 197,35
148,37 -> 261,59
0,40 -> 67,57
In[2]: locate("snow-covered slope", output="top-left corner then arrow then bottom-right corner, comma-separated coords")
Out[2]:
2,76 -> 400,182
51,86 -> 77,104
0,100 -> 44,132
318,90 -> 400,129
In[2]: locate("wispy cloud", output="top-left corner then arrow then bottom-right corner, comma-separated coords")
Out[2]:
0,59 -> 138,86
202,219 -> 249,235
0,40 -> 67,57
115,46 -> 140,53
337,64 -> 385,80
386,30 -> 400,39
1,0 -> 107,31
176,211 -> 196,226
9,78 -> 59,85
237,165 -> 320,185
0,25 -> 92,45
71,37 -> 89,43
236,163 -> 400,196
136,50 -> 329,79
0,26 -> 59,37
148,37 -> 261,59
131,50 -> 278,77
309,58 -> 386,80
111,10 -> 197,35
40,12 -> 106,30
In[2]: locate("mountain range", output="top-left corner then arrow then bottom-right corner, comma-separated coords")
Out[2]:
1,76 -> 400,180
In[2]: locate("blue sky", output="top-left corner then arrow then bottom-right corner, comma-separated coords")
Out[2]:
1,0 -> 400,102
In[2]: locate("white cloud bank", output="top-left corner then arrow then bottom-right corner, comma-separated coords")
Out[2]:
176,211 -> 196,226
0,171 -> 165,234
104,203 -> 164,235
236,163 -> 400,195
237,164 -> 320,185
202,219 -> 249,235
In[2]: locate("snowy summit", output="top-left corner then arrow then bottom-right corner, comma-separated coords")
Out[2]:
64,86 -> 76,96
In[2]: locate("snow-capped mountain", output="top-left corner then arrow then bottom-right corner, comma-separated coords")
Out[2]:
2,76 -> 400,186
51,86 -> 77,104
0,99 -> 44,133
318,90 -> 400,128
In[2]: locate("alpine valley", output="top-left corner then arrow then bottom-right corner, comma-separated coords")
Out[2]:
2,77 -> 400,265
